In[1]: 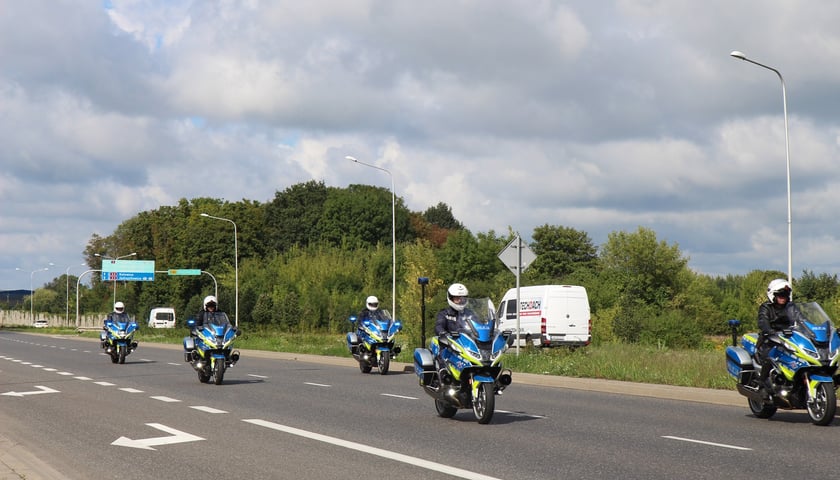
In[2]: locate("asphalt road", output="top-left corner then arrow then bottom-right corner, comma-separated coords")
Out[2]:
1,331 -> 837,480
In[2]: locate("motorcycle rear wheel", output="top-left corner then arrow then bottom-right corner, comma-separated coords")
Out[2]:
807,381 -> 836,426
748,397 -> 777,419
473,382 -> 495,424
197,368 -> 211,383
435,399 -> 457,418
359,361 -> 372,373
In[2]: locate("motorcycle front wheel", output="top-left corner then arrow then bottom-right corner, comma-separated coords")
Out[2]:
213,359 -> 225,385
118,345 -> 126,364
378,351 -> 390,375
473,382 -> 495,424
807,381 -> 836,426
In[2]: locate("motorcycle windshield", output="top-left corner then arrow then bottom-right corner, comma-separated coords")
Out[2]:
794,302 -> 834,344
457,298 -> 498,343
205,312 -> 232,331
106,313 -> 136,335
363,309 -> 393,331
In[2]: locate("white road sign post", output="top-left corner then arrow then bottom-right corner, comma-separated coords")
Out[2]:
497,234 -> 537,355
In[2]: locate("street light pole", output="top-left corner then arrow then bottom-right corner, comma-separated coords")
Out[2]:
65,263 -> 85,326
20,266 -> 51,323
95,252 -> 137,305
347,155 -> 397,321
200,213 -> 239,326
730,50 -> 793,285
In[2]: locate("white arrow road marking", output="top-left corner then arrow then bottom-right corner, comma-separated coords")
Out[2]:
2,386 -> 60,397
111,423 -> 204,450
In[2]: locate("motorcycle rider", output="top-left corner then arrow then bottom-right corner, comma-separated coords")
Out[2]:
433,283 -> 471,381
755,278 -> 805,398
101,301 -> 128,349
357,295 -> 381,323
103,301 -> 127,327
349,295 -> 380,354
191,295 -> 220,337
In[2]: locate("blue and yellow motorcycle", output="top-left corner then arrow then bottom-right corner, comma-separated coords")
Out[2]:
183,312 -> 241,385
414,298 -> 512,424
347,309 -> 402,375
726,301 -> 840,426
99,312 -> 138,364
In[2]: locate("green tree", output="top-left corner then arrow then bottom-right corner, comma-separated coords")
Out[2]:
599,226 -> 690,308
423,202 -> 463,230
598,227 -> 693,343
320,184 -> 413,248
529,224 -> 597,281
264,180 -> 329,252
796,270 -> 838,305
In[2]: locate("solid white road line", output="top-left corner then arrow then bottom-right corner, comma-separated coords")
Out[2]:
243,419 -> 504,480
662,436 -> 752,451
380,393 -> 417,400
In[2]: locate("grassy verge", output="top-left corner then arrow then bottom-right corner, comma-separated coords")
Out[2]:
17,326 -> 735,390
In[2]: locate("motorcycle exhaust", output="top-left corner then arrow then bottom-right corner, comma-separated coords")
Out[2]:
498,372 -> 512,386
230,351 -> 240,365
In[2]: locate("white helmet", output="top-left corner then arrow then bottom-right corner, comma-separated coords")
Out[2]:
366,295 -> 379,311
114,301 -> 125,312
203,295 -> 218,309
766,278 -> 792,302
447,283 -> 469,312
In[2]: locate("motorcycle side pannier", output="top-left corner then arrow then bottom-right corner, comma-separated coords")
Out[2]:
726,345 -> 754,383
413,348 -> 435,386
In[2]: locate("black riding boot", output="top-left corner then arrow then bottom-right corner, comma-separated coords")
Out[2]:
757,358 -> 774,400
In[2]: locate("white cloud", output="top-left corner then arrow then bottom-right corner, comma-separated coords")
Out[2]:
4,1 -> 840,289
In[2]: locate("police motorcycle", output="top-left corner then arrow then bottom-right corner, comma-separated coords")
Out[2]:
346,308 -> 403,375
183,312 -> 241,385
726,301 -> 840,426
99,311 -> 138,364
414,298 -> 512,424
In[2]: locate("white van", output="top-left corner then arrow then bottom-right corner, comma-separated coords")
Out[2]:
496,285 -> 591,347
148,307 -> 176,328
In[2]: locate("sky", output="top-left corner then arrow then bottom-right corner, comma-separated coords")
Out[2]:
4,0 -> 840,291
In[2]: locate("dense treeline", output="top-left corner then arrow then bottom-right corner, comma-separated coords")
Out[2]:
14,181 -> 840,349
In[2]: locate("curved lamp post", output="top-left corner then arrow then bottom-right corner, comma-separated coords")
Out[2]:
347,155 -> 396,321
95,252 -> 137,305
17,265 -> 53,323
200,213 -> 239,326
730,50 -> 792,285
65,263 -> 86,326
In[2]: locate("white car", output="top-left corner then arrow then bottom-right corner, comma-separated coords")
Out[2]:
33,319 -> 49,328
